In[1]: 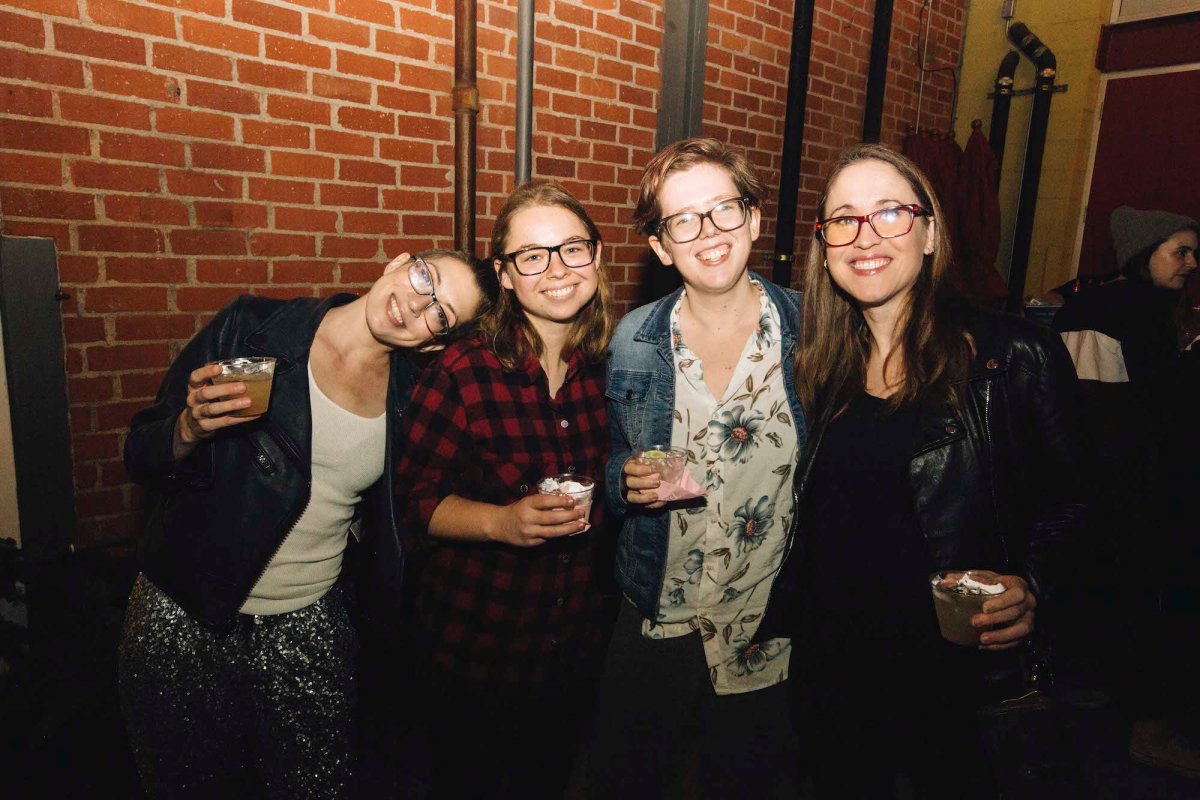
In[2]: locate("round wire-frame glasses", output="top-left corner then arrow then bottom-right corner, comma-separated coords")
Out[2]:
408,257 -> 451,335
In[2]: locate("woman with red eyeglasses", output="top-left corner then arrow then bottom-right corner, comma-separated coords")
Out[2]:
751,144 -> 1089,797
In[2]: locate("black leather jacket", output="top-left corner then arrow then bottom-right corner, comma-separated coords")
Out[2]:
756,307 -> 1088,642
124,295 -> 419,636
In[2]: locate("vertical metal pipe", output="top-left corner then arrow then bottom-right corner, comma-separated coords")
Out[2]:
1005,22 -> 1056,312
515,0 -> 533,186
862,0 -> 895,143
915,0 -> 933,133
772,0 -> 816,288
453,0 -> 478,254
989,51 -> 1019,176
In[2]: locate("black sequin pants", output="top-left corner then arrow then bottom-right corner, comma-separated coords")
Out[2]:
118,574 -> 358,800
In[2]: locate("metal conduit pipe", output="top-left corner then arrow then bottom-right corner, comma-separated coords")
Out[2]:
772,0 -> 816,288
988,51 -> 1019,176
861,0 -> 895,143
515,0 -> 533,186
453,0 -> 478,254
1005,22 -> 1056,313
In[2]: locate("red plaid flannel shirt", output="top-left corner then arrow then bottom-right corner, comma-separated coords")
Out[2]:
393,337 -> 610,694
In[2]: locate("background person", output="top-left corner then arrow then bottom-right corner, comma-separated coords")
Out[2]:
588,137 -> 805,800
118,250 -> 492,800
760,144 -> 1087,797
392,181 -> 614,799
1053,206 -> 1199,777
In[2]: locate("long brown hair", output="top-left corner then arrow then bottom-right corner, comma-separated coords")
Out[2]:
481,180 -> 614,370
797,144 -> 973,416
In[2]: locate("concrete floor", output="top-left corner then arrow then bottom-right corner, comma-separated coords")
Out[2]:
2,548 -> 1197,799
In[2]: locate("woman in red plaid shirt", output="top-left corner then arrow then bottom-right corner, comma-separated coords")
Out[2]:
393,181 -> 615,799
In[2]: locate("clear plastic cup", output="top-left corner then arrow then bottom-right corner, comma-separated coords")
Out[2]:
632,445 -> 689,484
209,357 -> 277,417
537,473 -> 595,534
930,570 -> 1004,646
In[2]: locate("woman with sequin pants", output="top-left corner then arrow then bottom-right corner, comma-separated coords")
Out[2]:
118,250 -> 494,799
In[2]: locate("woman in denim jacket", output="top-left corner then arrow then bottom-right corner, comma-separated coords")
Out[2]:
588,138 -> 806,800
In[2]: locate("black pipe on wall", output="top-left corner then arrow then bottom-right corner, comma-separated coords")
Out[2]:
988,51 -> 1019,178
861,0 -> 895,143
1005,22 -> 1056,313
772,0 -> 816,288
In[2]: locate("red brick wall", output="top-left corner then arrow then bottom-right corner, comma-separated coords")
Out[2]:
703,0 -> 964,270
0,0 -> 963,546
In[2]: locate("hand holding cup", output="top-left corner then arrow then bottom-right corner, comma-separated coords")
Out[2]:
177,358 -> 276,449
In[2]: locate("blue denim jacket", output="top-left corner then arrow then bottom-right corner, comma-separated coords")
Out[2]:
604,277 -> 807,620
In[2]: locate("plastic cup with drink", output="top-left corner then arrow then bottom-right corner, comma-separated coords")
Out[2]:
209,357 -> 277,417
929,569 -> 1005,646
537,474 -> 595,534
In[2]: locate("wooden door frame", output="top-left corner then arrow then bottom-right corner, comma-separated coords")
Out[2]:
1069,61 -> 1200,278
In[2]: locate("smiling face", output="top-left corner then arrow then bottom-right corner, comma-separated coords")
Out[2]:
364,253 -> 482,349
496,204 -> 600,338
821,158 -> 935,320
1146,228 -> 1199,291
648,162 -> 761,296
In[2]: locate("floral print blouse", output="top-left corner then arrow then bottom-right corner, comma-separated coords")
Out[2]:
642,280 -> 799,695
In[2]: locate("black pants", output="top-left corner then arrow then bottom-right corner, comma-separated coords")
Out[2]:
423,674 -> 592,800
118,575 -> 358,800
792,647 -> 999,800
586,601 -> 801,800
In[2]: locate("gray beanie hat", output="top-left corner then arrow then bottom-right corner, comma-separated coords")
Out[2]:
1110,205 -> 1198,274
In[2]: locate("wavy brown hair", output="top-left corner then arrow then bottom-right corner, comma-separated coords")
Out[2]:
797,144 -> 974,417
482,180 -> 614,370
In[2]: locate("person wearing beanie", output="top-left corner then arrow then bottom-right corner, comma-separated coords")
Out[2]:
1052,206 -> 1199,779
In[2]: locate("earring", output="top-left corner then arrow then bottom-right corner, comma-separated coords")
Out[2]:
823,258 -> 829,270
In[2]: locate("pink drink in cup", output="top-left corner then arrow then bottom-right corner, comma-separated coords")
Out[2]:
537,474 -> 595,534
632,445 -> 688,483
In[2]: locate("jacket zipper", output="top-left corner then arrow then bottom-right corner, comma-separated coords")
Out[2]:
240,426 -> 312,609
982,379 -> 1009,567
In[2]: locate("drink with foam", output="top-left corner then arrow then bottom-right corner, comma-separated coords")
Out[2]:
930,570 -> 1004,646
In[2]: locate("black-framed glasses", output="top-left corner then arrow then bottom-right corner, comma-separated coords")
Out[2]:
656,197 -> 754,243
408,257 -> 451,336
500,238 -> 599,276
815,204 -> 931,247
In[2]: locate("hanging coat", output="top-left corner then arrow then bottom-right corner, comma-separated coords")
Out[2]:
957,124 -> 1008,304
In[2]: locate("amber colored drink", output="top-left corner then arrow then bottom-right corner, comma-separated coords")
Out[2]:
210,357 -> 276,417
214,372 -> 273,416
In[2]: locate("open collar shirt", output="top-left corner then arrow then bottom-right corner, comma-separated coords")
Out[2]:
643,281 -> 798,695
393,337 -> 610,696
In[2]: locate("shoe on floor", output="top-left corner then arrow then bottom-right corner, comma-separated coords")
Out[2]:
1129,719 -> 1200,779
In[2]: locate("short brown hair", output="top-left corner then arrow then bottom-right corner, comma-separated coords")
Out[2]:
482,180 -> 613,370
633,137 -> 767,236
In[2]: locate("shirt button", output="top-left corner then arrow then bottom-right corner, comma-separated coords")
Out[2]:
561,554 -> 572,564
549,638 -> 559,648
519,483 -> 529,493
556,596 -> 565,606
560,419 -> 569,429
